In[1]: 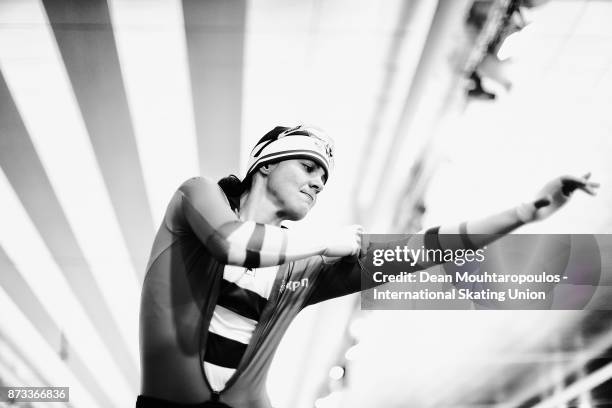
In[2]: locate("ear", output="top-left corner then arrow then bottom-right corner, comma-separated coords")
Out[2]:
259,163 -> 276,176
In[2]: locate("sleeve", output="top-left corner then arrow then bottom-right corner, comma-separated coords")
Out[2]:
173,177 -> 326,268
303,254 -> 365,306
304,227 -> 453,306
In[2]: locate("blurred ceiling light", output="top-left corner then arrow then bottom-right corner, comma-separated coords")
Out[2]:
329,365 -> 345,381
348,317 -> 366,339
496,21 -> 536,62
107,0 -> 199,226
479,54 -> 513,90
497,30 -> 523,60
0,0 -> 139,365
344,344 -> 360,361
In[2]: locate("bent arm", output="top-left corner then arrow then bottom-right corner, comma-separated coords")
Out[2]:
178,177 -> 326,268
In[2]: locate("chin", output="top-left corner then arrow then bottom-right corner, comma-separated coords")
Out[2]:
284,203 -> 311,221
286,210 -> 308,221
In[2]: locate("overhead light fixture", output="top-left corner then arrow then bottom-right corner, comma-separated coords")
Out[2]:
348,316 -> 366,339
328,365 -> 345,381
344,344 -> 360,361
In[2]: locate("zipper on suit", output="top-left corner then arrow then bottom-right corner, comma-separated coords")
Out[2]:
214,263 -> 291,396
211,391 -> 220,401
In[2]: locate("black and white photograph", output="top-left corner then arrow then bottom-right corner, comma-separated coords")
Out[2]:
0,0 -> 611,407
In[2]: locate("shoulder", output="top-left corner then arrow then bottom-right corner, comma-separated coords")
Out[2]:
177,176 -> 233,209
178,176 -> 218,193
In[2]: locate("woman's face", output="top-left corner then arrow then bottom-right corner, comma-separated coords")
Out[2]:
265,159 -> 326,220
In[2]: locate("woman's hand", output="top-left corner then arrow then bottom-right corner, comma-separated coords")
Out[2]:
322,225 -> 364,257
516,173 -> 600,223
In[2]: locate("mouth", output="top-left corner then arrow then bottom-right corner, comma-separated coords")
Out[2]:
301,191 -> 314,203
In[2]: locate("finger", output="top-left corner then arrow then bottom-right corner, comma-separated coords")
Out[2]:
575,180 -> 600,195
352,240 -> 361,256
562,174 -> 590,183
580,184 -> 599,196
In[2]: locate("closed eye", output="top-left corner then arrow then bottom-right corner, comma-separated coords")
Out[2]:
300,160 -> 326,186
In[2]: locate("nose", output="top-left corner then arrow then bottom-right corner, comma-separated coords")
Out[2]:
309,172 -> 325,193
